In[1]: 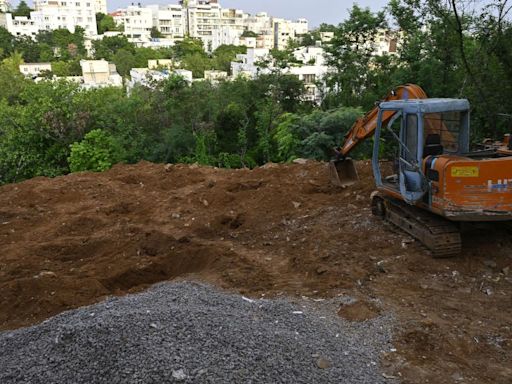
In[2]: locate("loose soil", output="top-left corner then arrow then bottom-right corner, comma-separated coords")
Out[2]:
0,161 -> 510,384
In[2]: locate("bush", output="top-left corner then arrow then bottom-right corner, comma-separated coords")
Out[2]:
68,129 -> 122,172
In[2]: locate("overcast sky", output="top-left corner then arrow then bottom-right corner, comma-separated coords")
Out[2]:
14,0 -> 390,27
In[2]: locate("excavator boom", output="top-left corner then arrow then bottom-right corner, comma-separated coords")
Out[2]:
329,84 -> 428,187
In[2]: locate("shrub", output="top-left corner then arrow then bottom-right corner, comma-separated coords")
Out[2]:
68,129 -> 122,172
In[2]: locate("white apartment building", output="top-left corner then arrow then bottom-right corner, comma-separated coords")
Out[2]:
220,7 -> 246,31
19,62 -> 53,77
122,5 -> 153,39
19,59 -> 122,88
293,46 -> 326,66
273,18 -> 309,50
231,46 -> 329,103
374,29 -> 399,56
94,0 -> 107,14
245,12 -> 272,35
231,48 -> 272,79
239,36 -> 256,48
256,34 -> 274,50
1,14 -> 39,37
211,26 -> 241,50
185,0 -> 221,49
0,0 -> 10,13
286,64 -> 329,104
149,4 -> 184,39
210,7 -> 246,49
108,1 -> 309,51
204,69 -> 227,82
148,59 -> 175,69
80,59 -> 123,88
128,67 -> 192,91
110,9 -> 125,26
31,0 -> 98,37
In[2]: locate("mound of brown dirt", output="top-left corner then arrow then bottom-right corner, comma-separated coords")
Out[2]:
1,160 -> 511,384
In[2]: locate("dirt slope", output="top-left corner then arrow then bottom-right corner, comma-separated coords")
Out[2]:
0,161 -> 511,384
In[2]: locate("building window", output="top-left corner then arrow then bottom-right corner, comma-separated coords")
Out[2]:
303,74 -> 316,84
76,2 -> 80,6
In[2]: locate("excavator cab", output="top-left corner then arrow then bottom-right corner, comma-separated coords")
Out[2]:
328,84 -> 430,188
372,99 -> 471,204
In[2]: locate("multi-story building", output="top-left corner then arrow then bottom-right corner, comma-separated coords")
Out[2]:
149,4 -> 184,39
19,62 -> 53,77
80,59 -> 122,87
110,9 -> 125,26
231,48 -> 272,78
18,59 -> 122,88
0,0 -> 10,13
128,67 -> 193,91
373,29 -> 399,56
1,13 -> 39,37
31,0 -> 98,37
94,0 -> 107,14
273,18 -> 309,50
231,46 -> 329,103
256,33 -> 274,50
245,12 -> 272,35
108,1 -> 309,51
184,0 -> 221,49
210,7 -> 246,50
122,5 -> 153,39
219,7 -> 245,35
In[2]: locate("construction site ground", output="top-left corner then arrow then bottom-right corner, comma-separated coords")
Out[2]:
0,160 -> 510,384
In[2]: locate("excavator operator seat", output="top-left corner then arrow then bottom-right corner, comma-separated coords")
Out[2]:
423,134 -> 444,157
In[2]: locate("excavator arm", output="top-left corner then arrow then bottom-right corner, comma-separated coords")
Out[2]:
336,84 -> 428,158
329,84 -> 428,187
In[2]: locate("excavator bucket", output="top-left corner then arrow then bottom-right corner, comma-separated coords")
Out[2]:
328,159 -> 359,187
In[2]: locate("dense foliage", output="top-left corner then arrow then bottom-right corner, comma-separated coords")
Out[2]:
0,0 -> 511,184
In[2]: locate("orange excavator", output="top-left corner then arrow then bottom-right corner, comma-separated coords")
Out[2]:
329,84 -> 512,256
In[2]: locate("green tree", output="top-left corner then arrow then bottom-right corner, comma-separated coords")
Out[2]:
172,37 -> 205,59
150,27 -> 163,38
181,52 -> 211,78
324,5 -> 388,108
13,0 -> 32,17
213,44 -> 246,73
112,48 -> 137,77
93,35 -> 134,60
0,27 -> 15,60
273,113 -> 300,162
241,30 -> 258,38
68,129 -> 123,172
51,60 -> 81,76
0,53 -> 28,104
96,13 -> 118,34
14,36 -> 41,63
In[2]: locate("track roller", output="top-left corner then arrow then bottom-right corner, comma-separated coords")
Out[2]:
371,192 -> 461,258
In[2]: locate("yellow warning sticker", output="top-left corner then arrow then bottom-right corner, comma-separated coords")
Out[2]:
451,166 -> 479,178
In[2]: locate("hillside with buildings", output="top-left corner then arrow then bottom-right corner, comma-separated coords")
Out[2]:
1,0 -> 400,97
0,1 -> 512,383
0,0 -> 311,51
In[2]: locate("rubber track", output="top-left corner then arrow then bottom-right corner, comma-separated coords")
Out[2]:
383,198 -> 462,257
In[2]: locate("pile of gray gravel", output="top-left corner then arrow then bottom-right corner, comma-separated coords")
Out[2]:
0,282 -> 397,384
